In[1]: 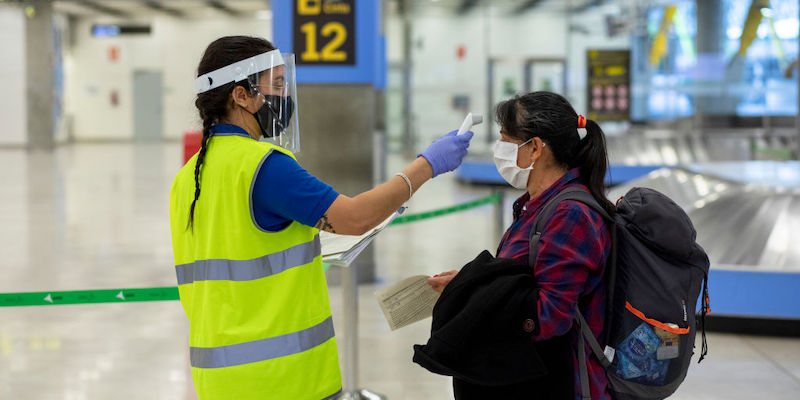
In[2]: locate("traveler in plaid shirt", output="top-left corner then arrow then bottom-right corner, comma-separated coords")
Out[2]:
429,92 -> 615,399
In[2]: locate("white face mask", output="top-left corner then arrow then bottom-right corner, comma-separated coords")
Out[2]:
493,138 -> 536,189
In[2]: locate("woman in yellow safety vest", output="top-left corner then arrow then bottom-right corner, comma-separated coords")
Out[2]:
169,36 -> 474,400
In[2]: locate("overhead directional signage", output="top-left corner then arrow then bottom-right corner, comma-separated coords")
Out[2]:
273,0 -> 383,85
293,0 -> 356,66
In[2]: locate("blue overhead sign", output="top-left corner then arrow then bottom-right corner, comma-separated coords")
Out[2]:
272,0 -> 384,86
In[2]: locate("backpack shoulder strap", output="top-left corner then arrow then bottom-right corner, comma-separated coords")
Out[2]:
528,187 -> 612,268
527,188 -> 617,400
576,310 -> 612,400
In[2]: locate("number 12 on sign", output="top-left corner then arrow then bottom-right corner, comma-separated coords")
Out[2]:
300,22 -> 347,62
293,0 -> 356,66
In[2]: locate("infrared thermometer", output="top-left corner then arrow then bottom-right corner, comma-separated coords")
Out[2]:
457,113 -> 483,135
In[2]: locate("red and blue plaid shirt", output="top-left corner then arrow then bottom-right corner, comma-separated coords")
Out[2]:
497,168 -> 612,400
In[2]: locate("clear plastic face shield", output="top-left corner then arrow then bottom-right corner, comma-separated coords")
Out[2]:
195,50 -> 300,153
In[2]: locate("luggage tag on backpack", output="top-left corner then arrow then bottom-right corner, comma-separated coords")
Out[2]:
655,324 -> 680,360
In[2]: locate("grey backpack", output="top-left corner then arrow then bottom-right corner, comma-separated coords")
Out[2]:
529,187 -> 710,400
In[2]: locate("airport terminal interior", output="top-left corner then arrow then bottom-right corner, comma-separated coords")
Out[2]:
1,0 -> 800,399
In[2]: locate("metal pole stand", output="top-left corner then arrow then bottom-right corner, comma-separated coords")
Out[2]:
493,188 -> 506,242
336,261 -> 386,400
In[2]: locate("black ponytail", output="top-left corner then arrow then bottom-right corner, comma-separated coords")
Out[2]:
574,119 -> 615,216
187,36 -> 276,230
496,91 -> 615,215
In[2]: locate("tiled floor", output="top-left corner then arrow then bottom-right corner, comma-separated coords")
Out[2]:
1,142 -> 799,399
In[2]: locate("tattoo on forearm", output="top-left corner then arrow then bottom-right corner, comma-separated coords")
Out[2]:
315,214 -> 335,233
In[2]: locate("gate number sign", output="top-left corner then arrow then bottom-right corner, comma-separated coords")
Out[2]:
294,0 -> 356,66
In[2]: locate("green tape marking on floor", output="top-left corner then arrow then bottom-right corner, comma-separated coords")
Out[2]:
0,287 -> 179,307
0,193 -> 503,307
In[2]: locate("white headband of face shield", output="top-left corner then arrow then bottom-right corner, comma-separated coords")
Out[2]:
195,49 -> 285,94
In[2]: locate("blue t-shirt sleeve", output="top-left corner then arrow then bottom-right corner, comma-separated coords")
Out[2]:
252,152 -> 339,230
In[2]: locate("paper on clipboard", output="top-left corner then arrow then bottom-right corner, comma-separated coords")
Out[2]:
320,207 -> 405,267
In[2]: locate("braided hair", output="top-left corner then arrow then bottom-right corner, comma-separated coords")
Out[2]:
187,36 -> 276,230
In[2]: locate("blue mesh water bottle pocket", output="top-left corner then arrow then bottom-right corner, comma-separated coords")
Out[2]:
611,301 -> 691,387
615,322 -> 670,385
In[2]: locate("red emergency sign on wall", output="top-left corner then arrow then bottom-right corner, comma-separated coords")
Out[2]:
456,45 -> 466,60
109,46 -> 120,62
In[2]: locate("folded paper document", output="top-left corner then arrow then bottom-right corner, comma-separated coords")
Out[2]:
374,275 -> 440,330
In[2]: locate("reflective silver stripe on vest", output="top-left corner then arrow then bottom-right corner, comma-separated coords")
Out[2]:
190,316 -> 335,369
175,235 -> 320,285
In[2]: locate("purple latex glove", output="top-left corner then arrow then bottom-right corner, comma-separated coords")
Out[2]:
419,130 -> 474,178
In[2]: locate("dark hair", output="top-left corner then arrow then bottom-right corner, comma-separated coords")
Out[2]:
495,91 -> 615,215
188,36 -> 276,230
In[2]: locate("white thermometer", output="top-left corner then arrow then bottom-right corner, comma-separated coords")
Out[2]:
457,113 -> 483,135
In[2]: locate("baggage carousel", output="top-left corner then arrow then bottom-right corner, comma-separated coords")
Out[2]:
457,145 -> 800,331
608,165 -> 800,331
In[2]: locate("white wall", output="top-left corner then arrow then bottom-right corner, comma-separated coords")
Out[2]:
388,5 -> 631,151
64,15 -> 273,141
0,5 -> 27,146
403,7 -> 572,151
408,11 -> 491,148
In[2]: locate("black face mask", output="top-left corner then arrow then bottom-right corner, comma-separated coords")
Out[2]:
252,95 -> 294,138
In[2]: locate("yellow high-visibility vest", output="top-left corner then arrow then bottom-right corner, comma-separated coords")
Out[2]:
169,130 -> 341,400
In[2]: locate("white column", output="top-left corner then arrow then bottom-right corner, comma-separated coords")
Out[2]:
25,0 -> 55,150
0,5 -> 27,147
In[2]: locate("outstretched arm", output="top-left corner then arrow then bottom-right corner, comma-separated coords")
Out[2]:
316,131 -> 474,235
315,157 -> 432,235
